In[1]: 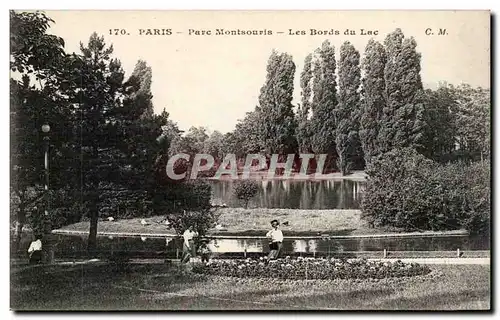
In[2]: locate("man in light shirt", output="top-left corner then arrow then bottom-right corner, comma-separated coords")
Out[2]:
28,235 -> 43,265
181,225 -> 198,263
266,219 -> 283,261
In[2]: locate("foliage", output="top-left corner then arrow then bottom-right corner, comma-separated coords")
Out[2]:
233,180 -> 259,209
192,257 -> 431,280
440,160 -> 490,236
161,180 -> 219,236
453,84 -> 490,162
231,107 -> 265,157
182,126 -> 209,155
168,209 -> 221,237
419,83 -> 490,163
420,85 -> 457,161
379,29 -> 426,153
128,60 -> 154,119
10,10 -> 65,74
297,53 -> 313,153
62,33 -> 128,254
310,41 -> 338,156
361,148 -> 490,234
336,41 -> 363,175
258,50 -> 298,154
360,39 -> 386,164
10,10 -> 68,248
204,130 -> 225,160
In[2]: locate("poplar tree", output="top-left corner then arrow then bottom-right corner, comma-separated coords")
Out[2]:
360,39 -> 386,164
310,40 -> 338,156
258,50 -> 297,154
336,41 -> 362,175
297,53 -> 313,152
128,60 -> 154,119
379,29 -> 426,153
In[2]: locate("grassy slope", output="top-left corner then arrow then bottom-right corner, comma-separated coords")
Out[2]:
57,208 -> 466,237
57,208 -> 369,235
11,263 -> 490,310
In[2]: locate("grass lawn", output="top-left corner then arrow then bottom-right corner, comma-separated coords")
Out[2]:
56,208 -> 467,237
11,262 -> 490,310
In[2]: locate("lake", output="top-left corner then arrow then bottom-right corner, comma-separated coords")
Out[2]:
210,179 -> 365,209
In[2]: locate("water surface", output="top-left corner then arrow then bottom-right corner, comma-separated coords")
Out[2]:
210,179 -> 364,209
49,234 -> 490,259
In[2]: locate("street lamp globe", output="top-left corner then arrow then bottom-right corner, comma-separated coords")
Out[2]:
41,124 -> 51,133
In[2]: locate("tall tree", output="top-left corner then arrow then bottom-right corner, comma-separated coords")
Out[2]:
379,29 -> 426,153
258,51 -> 298,154
183,126 -> 209,155
420,85 -> 457,161
62,33 -> 126,255
10,10 -> 67,247
297,53 -> 313,152
234,107 -> 265,156
453,84 -> 490,162
360,39 -> 386,164
98,59 -> 164,220
204,130 -> 225,160
336,41 -> 362,175
310,41 -> 338,159
128,60 -> 154,119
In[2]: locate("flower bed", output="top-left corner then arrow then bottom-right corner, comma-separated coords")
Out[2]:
192,257 -> 431,280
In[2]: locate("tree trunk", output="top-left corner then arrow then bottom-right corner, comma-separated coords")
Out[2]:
87,199 -> 99,257
339,155 -> 347,176
87,145 -> 99,257
15,203 -> 26,252
14,221 -> 23,252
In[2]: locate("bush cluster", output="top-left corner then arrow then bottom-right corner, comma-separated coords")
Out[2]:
192,257 -> 431,280
361,148 -> 490,235
233,180 -> 259,208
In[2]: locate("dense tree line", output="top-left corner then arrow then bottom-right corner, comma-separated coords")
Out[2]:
220,28 -> 489,175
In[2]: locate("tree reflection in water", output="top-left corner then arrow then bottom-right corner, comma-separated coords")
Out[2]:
210,179 -> 364,209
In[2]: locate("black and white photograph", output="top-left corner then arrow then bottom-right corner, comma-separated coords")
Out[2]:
8,9 -> 491,311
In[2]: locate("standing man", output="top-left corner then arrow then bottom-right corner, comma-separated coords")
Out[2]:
28,234 -> 43,265
266,219 -> 283,261
181,225 -> 198,263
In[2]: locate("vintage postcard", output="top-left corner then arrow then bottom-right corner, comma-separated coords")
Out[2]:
9,10 -> 491,311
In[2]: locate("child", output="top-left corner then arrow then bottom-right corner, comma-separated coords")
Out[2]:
197,238 -> 211,263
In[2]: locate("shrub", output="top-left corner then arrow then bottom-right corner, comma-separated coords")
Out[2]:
233,180 -> 259,209
459,160 -> 490,236
167,208 -> 221,237
361,148 -> 490,234
192,257 -> 431,280
152,179 -> 212,214
161,179 -> 220,236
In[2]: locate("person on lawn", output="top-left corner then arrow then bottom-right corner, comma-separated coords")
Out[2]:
28,234 -> 43,265
197,238 -> 211,263
266,219 -> 283,261
181,225 -> 198,263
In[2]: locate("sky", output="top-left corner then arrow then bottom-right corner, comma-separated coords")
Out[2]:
44,10 -> 490,134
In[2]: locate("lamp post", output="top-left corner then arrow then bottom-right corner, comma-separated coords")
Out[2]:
42,124 -> 50,192
41,124 -> 54,263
